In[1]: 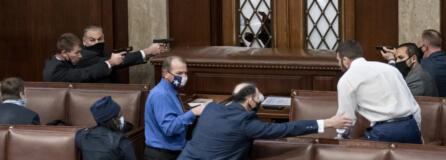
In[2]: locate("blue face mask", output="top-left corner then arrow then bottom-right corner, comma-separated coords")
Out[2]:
169,72 -> 188,88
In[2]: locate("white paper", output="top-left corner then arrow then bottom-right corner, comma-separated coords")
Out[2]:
261,96 -> 291,107
188,98 -> 213,107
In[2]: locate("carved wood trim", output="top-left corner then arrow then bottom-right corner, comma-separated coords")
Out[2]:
152,62 -> 340,70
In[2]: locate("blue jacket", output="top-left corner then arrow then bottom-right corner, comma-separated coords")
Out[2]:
421,51 -> 446,97
178,102 -> 318,160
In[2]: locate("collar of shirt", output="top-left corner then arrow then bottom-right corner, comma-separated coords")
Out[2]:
160,78 -> 177,94
429,51 -> 445,58
349,57 -> 366,68
3,99 -> 26,107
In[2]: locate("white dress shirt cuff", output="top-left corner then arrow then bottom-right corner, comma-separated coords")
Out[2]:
316,120 -> 324,133
388,59 -> 396,65
140,50 -> 147,62
105,61 -> 112,69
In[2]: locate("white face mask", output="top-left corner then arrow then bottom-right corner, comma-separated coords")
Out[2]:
180,76 -> 188,87
118,116 -> 125,130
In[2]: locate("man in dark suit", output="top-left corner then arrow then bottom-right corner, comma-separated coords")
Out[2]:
178,83 -> 352,160
417,29 -> 446,97
78,25 -> 164,83
0,77 -> 40,125
381,43 -> 438,97
43,33 -> 125,82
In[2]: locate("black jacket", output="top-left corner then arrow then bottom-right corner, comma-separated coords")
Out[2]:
75,49 -> 146,83
0,103 -> 40,125
75,126 -> 136,160
178,102 -> 318,160
42,56 -> 111,82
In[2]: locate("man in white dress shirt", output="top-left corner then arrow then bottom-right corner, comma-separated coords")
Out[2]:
335,40 -> 422,144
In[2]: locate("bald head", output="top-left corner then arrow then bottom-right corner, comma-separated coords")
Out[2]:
231,83 -> 257,103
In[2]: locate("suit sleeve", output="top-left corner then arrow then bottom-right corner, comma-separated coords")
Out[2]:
53,62 -> 111,82
406,77 -> 425,96
112,51 -> 146,69
243,114 -> 318,139
32,114 -> 40,125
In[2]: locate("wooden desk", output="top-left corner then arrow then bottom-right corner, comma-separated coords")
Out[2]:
152,46 -> 341,96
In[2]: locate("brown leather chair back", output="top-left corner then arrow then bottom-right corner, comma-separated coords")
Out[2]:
414,96 -> 443,145
6,126 -> 79,160
0,126 -> 9,160
290,95 -> 339,138
314,144 -> 389,160
442,99 -> 446,145
251,140 -> 313,160
67,89 -> 141,127
25,88 -> 68,124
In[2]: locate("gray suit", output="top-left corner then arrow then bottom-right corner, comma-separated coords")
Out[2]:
405,64 -> 438,97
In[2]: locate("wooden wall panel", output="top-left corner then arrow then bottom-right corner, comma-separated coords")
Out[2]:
0,0 -> 128,82
355,0 -> 399,61
169,0 -> 212,47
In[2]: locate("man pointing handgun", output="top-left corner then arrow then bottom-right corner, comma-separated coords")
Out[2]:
77,25 -> 165,83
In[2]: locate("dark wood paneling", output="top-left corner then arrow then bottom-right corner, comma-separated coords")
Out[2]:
112,0 -> 130,83
355,0 -> 399,61
0,0 -> 128,82
169,0 -> 212,47
152,47 -> 341,96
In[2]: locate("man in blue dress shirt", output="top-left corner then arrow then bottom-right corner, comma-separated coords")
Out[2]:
178,82 -> 352,160
418,29 -> 446,97
144,56 -> 206,160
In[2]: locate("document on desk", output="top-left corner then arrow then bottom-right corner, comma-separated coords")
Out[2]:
188,98 -> 213,107
261,96 -> 291,107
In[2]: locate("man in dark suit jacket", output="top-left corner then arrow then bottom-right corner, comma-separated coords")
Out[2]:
0,77 -> 40,125
178,83 -> 352,160
78,25 -> 164,83
418,29 -> 446,97
43,33 -> 125,82
381,43 -> 438,97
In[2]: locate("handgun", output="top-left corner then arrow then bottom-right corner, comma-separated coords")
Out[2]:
153,39 -> 173,44
113,46 -> 133,55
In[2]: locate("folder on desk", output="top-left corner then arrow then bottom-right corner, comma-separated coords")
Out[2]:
188,98 -> 213,107
261,96 -> 290,109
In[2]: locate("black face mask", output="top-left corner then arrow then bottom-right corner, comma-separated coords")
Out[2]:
84,42 -> 105,56
249,99 -> 262,113
395,59 -> 411,77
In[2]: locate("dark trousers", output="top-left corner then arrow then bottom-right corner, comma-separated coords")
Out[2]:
144,145 -> 181,160
365,116 -> 421,144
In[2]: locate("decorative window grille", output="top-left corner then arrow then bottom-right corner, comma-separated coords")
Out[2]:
305,0 -> 340,50
238,0 -> 273,48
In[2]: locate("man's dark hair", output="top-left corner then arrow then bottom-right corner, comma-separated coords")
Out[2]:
83,25 -> 103,37
162,56 -> 186,73
1,77 -> 24,101
56,33 -> 81,54
231,83 -> 257,103
398,43 -> 419,61
336,40 -> 363,59
422,29 -> 442,48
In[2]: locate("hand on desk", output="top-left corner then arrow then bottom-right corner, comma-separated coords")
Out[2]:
191,101 -> 211,116
324,112 -> 352,129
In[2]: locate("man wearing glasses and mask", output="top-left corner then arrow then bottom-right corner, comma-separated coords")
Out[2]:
178,82 -> 352,160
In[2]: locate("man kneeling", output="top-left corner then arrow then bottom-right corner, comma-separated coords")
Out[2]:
178,82 -> 352,160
